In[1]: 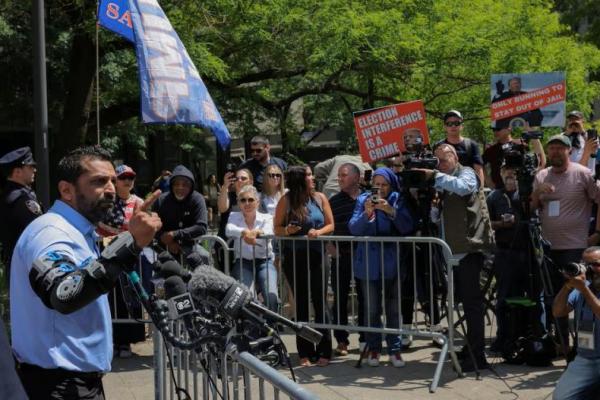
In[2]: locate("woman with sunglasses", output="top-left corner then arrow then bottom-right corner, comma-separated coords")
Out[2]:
226,185 -> 278,312
96,165 -> 145,359
274,165 -> 334,367
259,164 -> 286,216
217,168 -> 253,239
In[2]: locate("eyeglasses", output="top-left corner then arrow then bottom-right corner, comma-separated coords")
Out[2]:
250,148 -> 263,154
268,173 -> 282,179
239,197 -> 256,204
445,121 -> 462,127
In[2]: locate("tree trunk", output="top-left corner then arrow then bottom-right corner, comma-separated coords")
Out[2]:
54,33 -> 96,159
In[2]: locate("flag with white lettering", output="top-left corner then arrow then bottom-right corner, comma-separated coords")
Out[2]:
99,0 -> 231,150
98,0 -> 135,43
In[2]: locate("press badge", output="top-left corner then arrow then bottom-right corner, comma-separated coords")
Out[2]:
578,320 -> 595,351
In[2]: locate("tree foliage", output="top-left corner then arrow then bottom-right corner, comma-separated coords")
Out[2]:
1,0 -> 600,164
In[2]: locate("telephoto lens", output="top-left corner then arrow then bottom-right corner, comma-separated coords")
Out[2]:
560,262 -> 588,278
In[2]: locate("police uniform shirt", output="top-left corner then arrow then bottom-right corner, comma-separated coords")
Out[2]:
0,180 -> 42,262
10,200 -> 112,372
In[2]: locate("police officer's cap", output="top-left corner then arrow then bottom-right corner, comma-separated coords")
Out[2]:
0,147 -> 36,171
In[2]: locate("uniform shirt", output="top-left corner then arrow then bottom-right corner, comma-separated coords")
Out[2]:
568,285 -> 600,359
0,181 -> 43,266
10,200 -> 112,372
225,211 -> 274,260
534,163 -> 600,250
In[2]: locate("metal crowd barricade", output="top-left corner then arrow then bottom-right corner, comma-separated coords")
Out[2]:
226,234 -> 462,393
152,321 -> 318,400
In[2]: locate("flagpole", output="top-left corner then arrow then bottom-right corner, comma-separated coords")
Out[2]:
33,0 -> 50,207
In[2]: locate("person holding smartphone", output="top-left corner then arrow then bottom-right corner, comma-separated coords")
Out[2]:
563,110 -> 598,172
348,167 -> 415,368
274,165 -> 334,367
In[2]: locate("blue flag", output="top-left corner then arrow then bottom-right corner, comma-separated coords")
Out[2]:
99,0 -> 231,150
98,0 -> 135,43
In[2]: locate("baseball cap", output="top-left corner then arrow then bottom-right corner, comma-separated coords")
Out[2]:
115,164 -> 136,178
567,110 -> 584,120
443,110 -> 463,121
546,134 -> 572,148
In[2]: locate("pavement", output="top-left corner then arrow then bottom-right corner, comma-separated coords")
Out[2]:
104,332 -> 563,400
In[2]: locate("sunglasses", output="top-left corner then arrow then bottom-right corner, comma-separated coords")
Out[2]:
268,173 -> 282,179
445,121 -> 462,127
239,197 -> 256,204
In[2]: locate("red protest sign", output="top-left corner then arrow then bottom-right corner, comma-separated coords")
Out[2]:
354,101 -> 429,163
490,81 -> 566,121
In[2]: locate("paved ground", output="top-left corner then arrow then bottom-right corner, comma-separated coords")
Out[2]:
104,333 -> 563,399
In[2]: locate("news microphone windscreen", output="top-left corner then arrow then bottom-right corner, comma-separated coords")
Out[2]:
188,265 -> 241,302
164,276 -> 187,299
158,251 -> 176,264
155,260 -> 192,282
185,252 -> 210,269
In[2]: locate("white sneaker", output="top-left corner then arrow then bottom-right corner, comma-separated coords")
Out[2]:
401,325 -> 413,348
390,353 -> 406,368
367,352 -> 380,367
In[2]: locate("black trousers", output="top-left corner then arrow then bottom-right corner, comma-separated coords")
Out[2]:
454,253 -> 485,360
330,251 -> 353,345
18,363 -> 104,400
283,247 -> 332,359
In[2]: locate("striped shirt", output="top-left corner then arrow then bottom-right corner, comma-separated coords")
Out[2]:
329,190 -> 361,253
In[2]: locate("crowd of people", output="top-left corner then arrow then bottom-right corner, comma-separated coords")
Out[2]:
1,108 -> 600,398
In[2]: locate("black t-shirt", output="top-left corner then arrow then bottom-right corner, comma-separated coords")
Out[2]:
436,138 -> 483,169
239,156 -> 288,192
486,189 -> 527,249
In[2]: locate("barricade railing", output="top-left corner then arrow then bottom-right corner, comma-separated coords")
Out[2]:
223,234 -> 462,393
152,321 -> 319,400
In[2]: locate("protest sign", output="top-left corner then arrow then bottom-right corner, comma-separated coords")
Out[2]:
490,72 -> 566,129
354,101 -> 429,163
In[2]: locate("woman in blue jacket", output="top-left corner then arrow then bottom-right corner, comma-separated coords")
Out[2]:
349,167 -> 414,367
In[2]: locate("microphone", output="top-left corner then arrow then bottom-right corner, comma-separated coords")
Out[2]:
186,252 -> 322,344
164,275 -> 199,341
154,259 -> 192,282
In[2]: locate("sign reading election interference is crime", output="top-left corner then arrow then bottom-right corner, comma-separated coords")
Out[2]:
354,101 -> 429,163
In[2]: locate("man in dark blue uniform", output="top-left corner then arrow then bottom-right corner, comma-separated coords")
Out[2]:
0,147 -> 43,284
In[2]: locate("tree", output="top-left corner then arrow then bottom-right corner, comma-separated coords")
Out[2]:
1,0 -> 600,166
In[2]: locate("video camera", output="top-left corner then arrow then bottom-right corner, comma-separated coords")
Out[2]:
500,141 -> 538,199
560,262 -> 588,278
400,136 -> 438,190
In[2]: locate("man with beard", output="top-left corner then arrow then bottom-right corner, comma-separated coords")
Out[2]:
562,110 -> 598,172
152,165 -> 210,262
10,146 -> 162,399
532,135 -> 600,353
239,136 -> 287,192
0,147 -> 43,285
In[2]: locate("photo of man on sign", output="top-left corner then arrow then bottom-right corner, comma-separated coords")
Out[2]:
490,71 -> 566,129
353,100 -> 429,163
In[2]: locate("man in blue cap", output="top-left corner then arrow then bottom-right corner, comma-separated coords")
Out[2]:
0,146 -> 43,284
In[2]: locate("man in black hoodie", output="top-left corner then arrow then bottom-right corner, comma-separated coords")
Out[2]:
152,165 -> 210,262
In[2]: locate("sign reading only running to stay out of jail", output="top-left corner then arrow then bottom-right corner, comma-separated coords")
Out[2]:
354,100 -> 429,163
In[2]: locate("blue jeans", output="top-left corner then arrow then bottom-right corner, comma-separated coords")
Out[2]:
553,355 -> 600,400
232,258 -> 279,312
361,277 -> 401,354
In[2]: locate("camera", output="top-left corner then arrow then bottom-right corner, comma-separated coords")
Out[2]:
500,142 -> 538,199
559,262 -> 588,278
522,131 -> 543,140
403,155 -> 438,170
370,187 -> 380,203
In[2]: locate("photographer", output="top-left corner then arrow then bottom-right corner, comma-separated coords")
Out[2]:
482,123 -> 545,189
486,164 -> 528,352
419,143 -> 494,371
563,110 -> 597,172
552,247 -> 600,400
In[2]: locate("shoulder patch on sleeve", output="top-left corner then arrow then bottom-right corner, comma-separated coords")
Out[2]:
25,199 -> 43,215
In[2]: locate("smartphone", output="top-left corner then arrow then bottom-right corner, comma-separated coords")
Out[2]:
226,162 -> 236,173
370,187 -> 380,203
588,129 -> 598,141
364,170 -> 372,181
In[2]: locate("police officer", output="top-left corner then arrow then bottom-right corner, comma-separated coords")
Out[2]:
10,146 -> 162,399
0,147 -> 42,284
